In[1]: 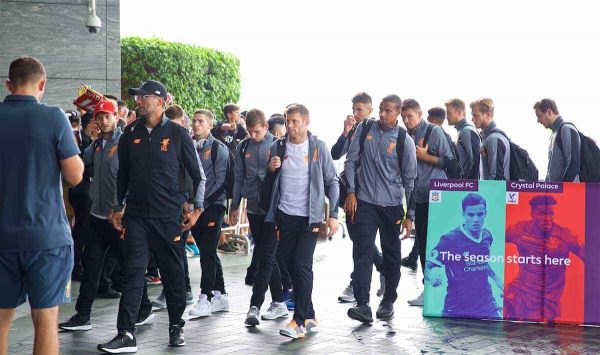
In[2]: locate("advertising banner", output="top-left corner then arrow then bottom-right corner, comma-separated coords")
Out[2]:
424,179 -> 599,326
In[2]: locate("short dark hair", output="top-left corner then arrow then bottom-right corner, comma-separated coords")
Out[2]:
8,56 -> 46,87
529,194 -> 557,208
268,114 -> 285,131
117,100 -> 127,107
223,103 -> 240,116
165,104 -> 185,120
427,107 -> 446,122
401,98 -> 421,112
462,193 -> 487,212
533,98 -> 559,115
382,94 -> 402,111
104,94 -> 119,101
245,109 -> 267,128
352,92 -> 372,106
285,103 -> 310,118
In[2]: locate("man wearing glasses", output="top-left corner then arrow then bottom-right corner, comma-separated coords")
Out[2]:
98,80 -> 206,353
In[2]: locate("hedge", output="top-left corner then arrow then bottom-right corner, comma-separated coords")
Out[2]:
121,37 -> 241,119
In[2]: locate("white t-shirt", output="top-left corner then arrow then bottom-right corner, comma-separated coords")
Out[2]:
278,139 -> 310,217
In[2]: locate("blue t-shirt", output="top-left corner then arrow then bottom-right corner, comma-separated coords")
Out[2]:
0,95 -> 80,252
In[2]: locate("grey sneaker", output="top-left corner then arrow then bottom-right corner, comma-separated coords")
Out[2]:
305,319 -> 319,333
262,302 -> 289,320
152,291 -> 166,310
279,320 -> 306,339
186,291 -> 194,305
245,306 -> 260,327
337,284 -> 355,303
408,291 -> 424,306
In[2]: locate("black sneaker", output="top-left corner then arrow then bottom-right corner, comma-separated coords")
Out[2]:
59,313 -> 91,331
169,324 -> 186,347
97,331 -> 137,353
400,256 -> 418,271
135,307 -> 155,326
347,304 -> 373,323
97,287 -> 121,299
376,302 -> 394,320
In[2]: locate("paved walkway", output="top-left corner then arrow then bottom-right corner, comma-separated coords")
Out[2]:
8,235 -> 600,354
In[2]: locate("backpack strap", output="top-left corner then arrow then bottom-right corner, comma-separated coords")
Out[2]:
423,124 -> 434,146
396,127 -> 407,169
555,121 -> 577,151
358,119 -> 375,156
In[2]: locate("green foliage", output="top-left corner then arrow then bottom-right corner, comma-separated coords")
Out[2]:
121,36 -> 240,119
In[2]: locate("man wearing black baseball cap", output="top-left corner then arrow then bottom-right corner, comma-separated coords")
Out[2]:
128,80 -> 168,100
97,80 -> 206,353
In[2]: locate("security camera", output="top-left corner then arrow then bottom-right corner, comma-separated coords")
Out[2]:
86,0 -> 102,33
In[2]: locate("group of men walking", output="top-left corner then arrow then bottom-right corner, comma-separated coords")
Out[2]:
0,55 -> 588,354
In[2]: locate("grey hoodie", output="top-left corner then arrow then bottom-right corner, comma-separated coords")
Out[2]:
344,120 -> 418,216
84,128 -> 122,218
547,116 -> 581,182
409,119 -> 452,204
481,121 -> 510,181
265,133 -> 339,225
195,133 -> 229,208
232,132 -> 276,214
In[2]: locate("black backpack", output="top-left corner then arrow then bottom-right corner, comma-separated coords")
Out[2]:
423,125 -> 464,179
338,119 -> 406,206
258,138 -> 287,213
556,122 -> 600,182
207,139 -> 234,202
491,129 -> 539,181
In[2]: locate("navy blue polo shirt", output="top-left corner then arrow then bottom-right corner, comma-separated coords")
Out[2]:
0,95 -> 80,253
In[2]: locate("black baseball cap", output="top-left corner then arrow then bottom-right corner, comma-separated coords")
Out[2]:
128,80 -> 168,100
65,109 -> 80,124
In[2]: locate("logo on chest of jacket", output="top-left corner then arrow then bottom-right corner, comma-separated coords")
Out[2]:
161,138 -> 170,152
133,138 -> 141,144
108,146 -> 118,158
204,149 -> 211,160
387,142 -> 397,154
173,235 -> 181,242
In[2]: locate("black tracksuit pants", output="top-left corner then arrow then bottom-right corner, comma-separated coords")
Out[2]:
248,213 -> 284,309
347,221 -> 384,286
117,214 -> 186,332
276,210 -> 319,325
76,216 -> 120,315
415,202 -> 430,282
277,244 -> 293,292
351,200 -> 404,306
191,204 -> 226,300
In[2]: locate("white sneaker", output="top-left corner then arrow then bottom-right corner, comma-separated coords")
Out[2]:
261,302 -> 289,320
189,294 -> 211,318
210,291 -> 229,312
408,291 -> 424,306
337,284 -> 355,303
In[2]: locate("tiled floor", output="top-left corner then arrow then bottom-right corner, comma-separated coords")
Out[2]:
8,235 -> 600,354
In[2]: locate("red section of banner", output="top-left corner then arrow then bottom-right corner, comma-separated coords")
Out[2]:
504,183 -> 585,324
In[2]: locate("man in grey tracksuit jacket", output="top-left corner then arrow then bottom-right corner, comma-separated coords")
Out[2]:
264,104 -> 339,337
344,95 -> 417,322
534,99 -> 581,182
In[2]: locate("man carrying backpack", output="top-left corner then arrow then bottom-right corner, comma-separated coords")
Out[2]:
471,98 -> 511,181
446,99 -> 481,180
331,92 -> 385,304
402,99 -> 454,307
188,109 -> 231,319
533,99 -> 581,182
344,95 -> 417,322
230,109 -> 289,327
